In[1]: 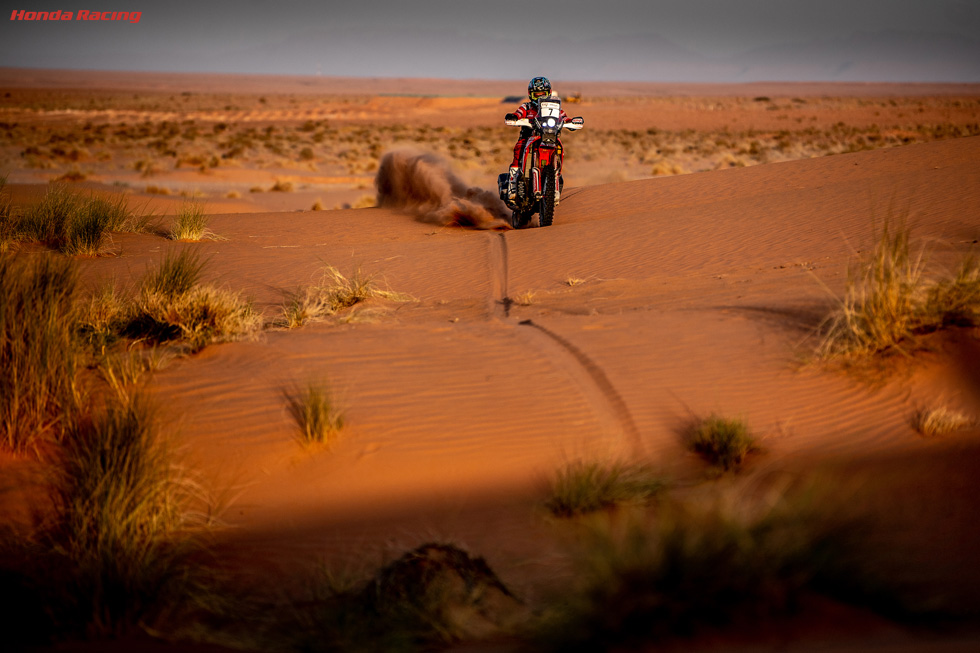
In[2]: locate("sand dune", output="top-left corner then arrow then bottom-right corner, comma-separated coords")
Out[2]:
3,73 -> 980,648
64,137 -> 975,581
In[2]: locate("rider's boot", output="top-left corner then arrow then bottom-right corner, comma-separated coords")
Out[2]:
507,166 -> 519,200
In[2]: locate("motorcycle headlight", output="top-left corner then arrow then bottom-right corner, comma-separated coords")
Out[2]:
545,117 -> 557,128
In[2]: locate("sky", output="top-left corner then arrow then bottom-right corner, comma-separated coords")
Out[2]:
2,0 -> 980,81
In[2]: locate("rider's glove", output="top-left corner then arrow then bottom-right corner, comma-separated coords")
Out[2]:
505,113 -> 518,121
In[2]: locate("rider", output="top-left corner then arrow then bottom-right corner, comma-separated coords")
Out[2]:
505,76 -> 570,199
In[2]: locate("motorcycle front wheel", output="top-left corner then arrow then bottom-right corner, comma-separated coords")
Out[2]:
539,166 -> 556,227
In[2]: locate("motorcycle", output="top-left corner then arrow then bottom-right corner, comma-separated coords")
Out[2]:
497,95 -> 584,228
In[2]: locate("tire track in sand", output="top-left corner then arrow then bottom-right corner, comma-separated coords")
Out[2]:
487,232 -> 512,318
486,232 -> 645,457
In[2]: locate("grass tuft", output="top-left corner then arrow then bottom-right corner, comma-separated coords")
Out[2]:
169,201 -> 212,241
279,265 -> 413,328
816,222 -> 980,361
19,185 -> 135,255
535,486 -> 913,651
40,392 -> 215,636
909,405 -> 973,437
688,414 -> 757,471
513,289 -> 536,306
126,250 -> 259,351
0,254 -> 82,451
131,284 -> 260,352
139,248 -> 205,298
545,460 -> 666,517
283,378 -> 345,447
0,174 -> 19,252
921,256 -> 980,328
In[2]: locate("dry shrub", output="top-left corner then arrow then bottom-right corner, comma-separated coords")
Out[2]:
546,460 -> 666,517
816,222 -> 980,361
817,222 -> 924,359
37,392 -> 216,636
17,185 -> 142,255
651,161 -> 686,176
126,250 -> 259,352
688,414 -> 757,471
536,485 -> 914,651
270,179 -> 294,192
512,289 -> 536,306
132,285 -> 259,352
0,254 -> 82,451
283,378 -> 345,447
909,406 -> 973,437
139,248 -> 205,298
921,256 -> 980,328
169,201 -> 212,241
279,265 -> 412,328
55,167 -> 87,182
0,174 -> 17,252
77,281 -> 128,354
350,194 -> 376,209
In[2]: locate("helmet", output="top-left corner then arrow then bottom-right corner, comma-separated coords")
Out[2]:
528,76 -> 551,101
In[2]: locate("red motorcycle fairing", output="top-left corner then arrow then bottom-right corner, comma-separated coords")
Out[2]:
520,136 -> 563,195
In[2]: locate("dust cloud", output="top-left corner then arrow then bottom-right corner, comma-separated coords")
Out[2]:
375,151 -> 511,229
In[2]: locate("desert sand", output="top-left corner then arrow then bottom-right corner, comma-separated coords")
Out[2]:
2,71 -> 980,651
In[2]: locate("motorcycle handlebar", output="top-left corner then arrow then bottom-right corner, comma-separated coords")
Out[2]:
505,117 -> 584,132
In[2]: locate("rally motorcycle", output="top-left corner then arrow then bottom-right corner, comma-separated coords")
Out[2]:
497,96 -> 584,228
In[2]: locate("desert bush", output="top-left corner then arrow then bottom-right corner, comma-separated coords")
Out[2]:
350,194 -> 375,209
0,174 -> 18,252
0,254 -> 82,451
513,289 -> 536,306
920,256 -> 980,328
909,405 -> 973,437
169,201 -> 211,241
688,414 -> 757,471
131,284 -> 259,352
127,250 -> 259,351
138,248 -> 205,298
19,184 -> 87,244
279,284 -> 337,328
546,460 -> 666,517
283,378 -> 345,447
270,179 -> 293,192
38,392 -> 214,636
77,281 -> 128,354
816,224 -> 980,361
55,166 -> 87,182
816,222 -> 924,359
279,265 -> 412,328
18,185 -> 141,255
535,489 -> 908,651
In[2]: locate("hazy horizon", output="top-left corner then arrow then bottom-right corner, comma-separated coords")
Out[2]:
2,1 -> 979,82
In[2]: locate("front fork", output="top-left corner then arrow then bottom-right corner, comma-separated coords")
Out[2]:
528,148 -> 559,198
